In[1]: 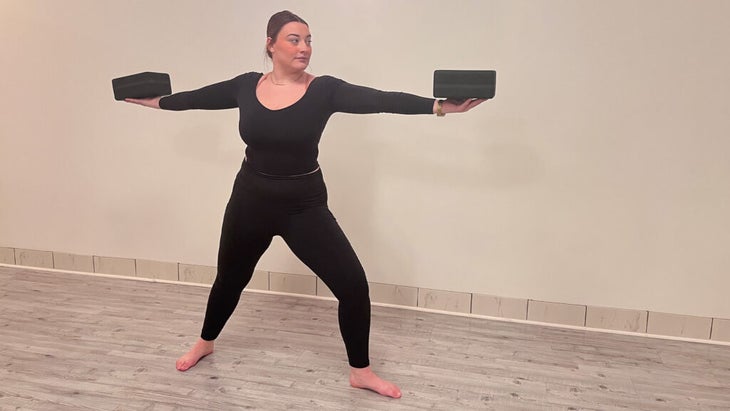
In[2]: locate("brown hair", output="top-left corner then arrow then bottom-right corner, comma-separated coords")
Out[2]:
266,10 -> 308,58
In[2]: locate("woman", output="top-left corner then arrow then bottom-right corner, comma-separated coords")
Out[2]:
126,10 -> 484,399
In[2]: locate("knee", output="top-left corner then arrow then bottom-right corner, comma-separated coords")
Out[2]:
337,278 -> 370,306
211,270 -> 249,293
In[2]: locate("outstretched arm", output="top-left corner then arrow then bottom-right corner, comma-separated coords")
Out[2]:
125,75 -> 243,111
331,79 -> 486,116
332,80 -> 434,114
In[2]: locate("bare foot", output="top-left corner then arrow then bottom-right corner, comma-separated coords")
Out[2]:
176,338 -> 214,371
349,366 -> 402,398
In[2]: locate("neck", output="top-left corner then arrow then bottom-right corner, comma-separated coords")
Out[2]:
270,69 -> 306,86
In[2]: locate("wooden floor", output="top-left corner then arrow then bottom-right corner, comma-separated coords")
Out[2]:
1,266 -> 729,410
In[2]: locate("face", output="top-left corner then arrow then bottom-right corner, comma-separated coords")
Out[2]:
268,22 -> 312,71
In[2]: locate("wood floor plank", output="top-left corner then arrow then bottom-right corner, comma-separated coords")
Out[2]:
1,266 -> 729,410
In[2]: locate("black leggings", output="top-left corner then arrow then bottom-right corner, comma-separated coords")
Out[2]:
200,162 -> 371,368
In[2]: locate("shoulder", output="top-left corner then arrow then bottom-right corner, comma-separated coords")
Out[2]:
234,72 -> 264,83
313,74 -> 343,83
310,75 -> 347,91
223,72 -> 263,91
243,71 -> 264,78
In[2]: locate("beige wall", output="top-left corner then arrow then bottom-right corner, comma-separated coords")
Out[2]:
1,0 -> 729,318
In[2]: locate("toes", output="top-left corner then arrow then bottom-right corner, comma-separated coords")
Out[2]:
381,384 -> 401,398
176,356 -> 195,371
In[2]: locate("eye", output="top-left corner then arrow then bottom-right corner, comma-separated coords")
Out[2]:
289,38 -> 299,45
305,39 -> 312,45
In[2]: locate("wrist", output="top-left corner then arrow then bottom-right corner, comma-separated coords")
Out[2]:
435,99 -> 445,117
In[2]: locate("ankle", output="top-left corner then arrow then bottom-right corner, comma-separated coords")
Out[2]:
350,365 -> 371,372
194,338 -> 215,350
350,366 -> 373,377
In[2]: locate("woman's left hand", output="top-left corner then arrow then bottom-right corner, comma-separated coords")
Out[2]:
436,98 -> 487,115
125,96 -> 162,109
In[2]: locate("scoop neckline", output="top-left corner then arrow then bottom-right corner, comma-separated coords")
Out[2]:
254,72 -> 320,112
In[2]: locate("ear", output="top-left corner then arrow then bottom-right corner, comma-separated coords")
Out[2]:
266,37 -> 274,53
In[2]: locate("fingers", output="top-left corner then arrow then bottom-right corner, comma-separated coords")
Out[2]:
448,98 -> 487,113
458,100 -> 473,110
465,98 -> 487,111
124,97 -> 160,109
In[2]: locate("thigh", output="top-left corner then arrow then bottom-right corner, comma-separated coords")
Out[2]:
216,185 -> 274,282
282,206 -> 368,300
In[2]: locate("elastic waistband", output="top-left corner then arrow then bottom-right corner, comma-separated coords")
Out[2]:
242,159 -> 321,180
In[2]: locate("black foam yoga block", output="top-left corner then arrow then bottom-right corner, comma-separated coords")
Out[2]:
433,70 -> 496,99
112,72 -> 171,101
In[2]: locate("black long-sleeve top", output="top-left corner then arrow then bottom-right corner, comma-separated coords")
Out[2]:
160,72 -> 435,175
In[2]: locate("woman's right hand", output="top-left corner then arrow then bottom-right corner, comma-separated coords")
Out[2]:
125,96 -> 162,109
